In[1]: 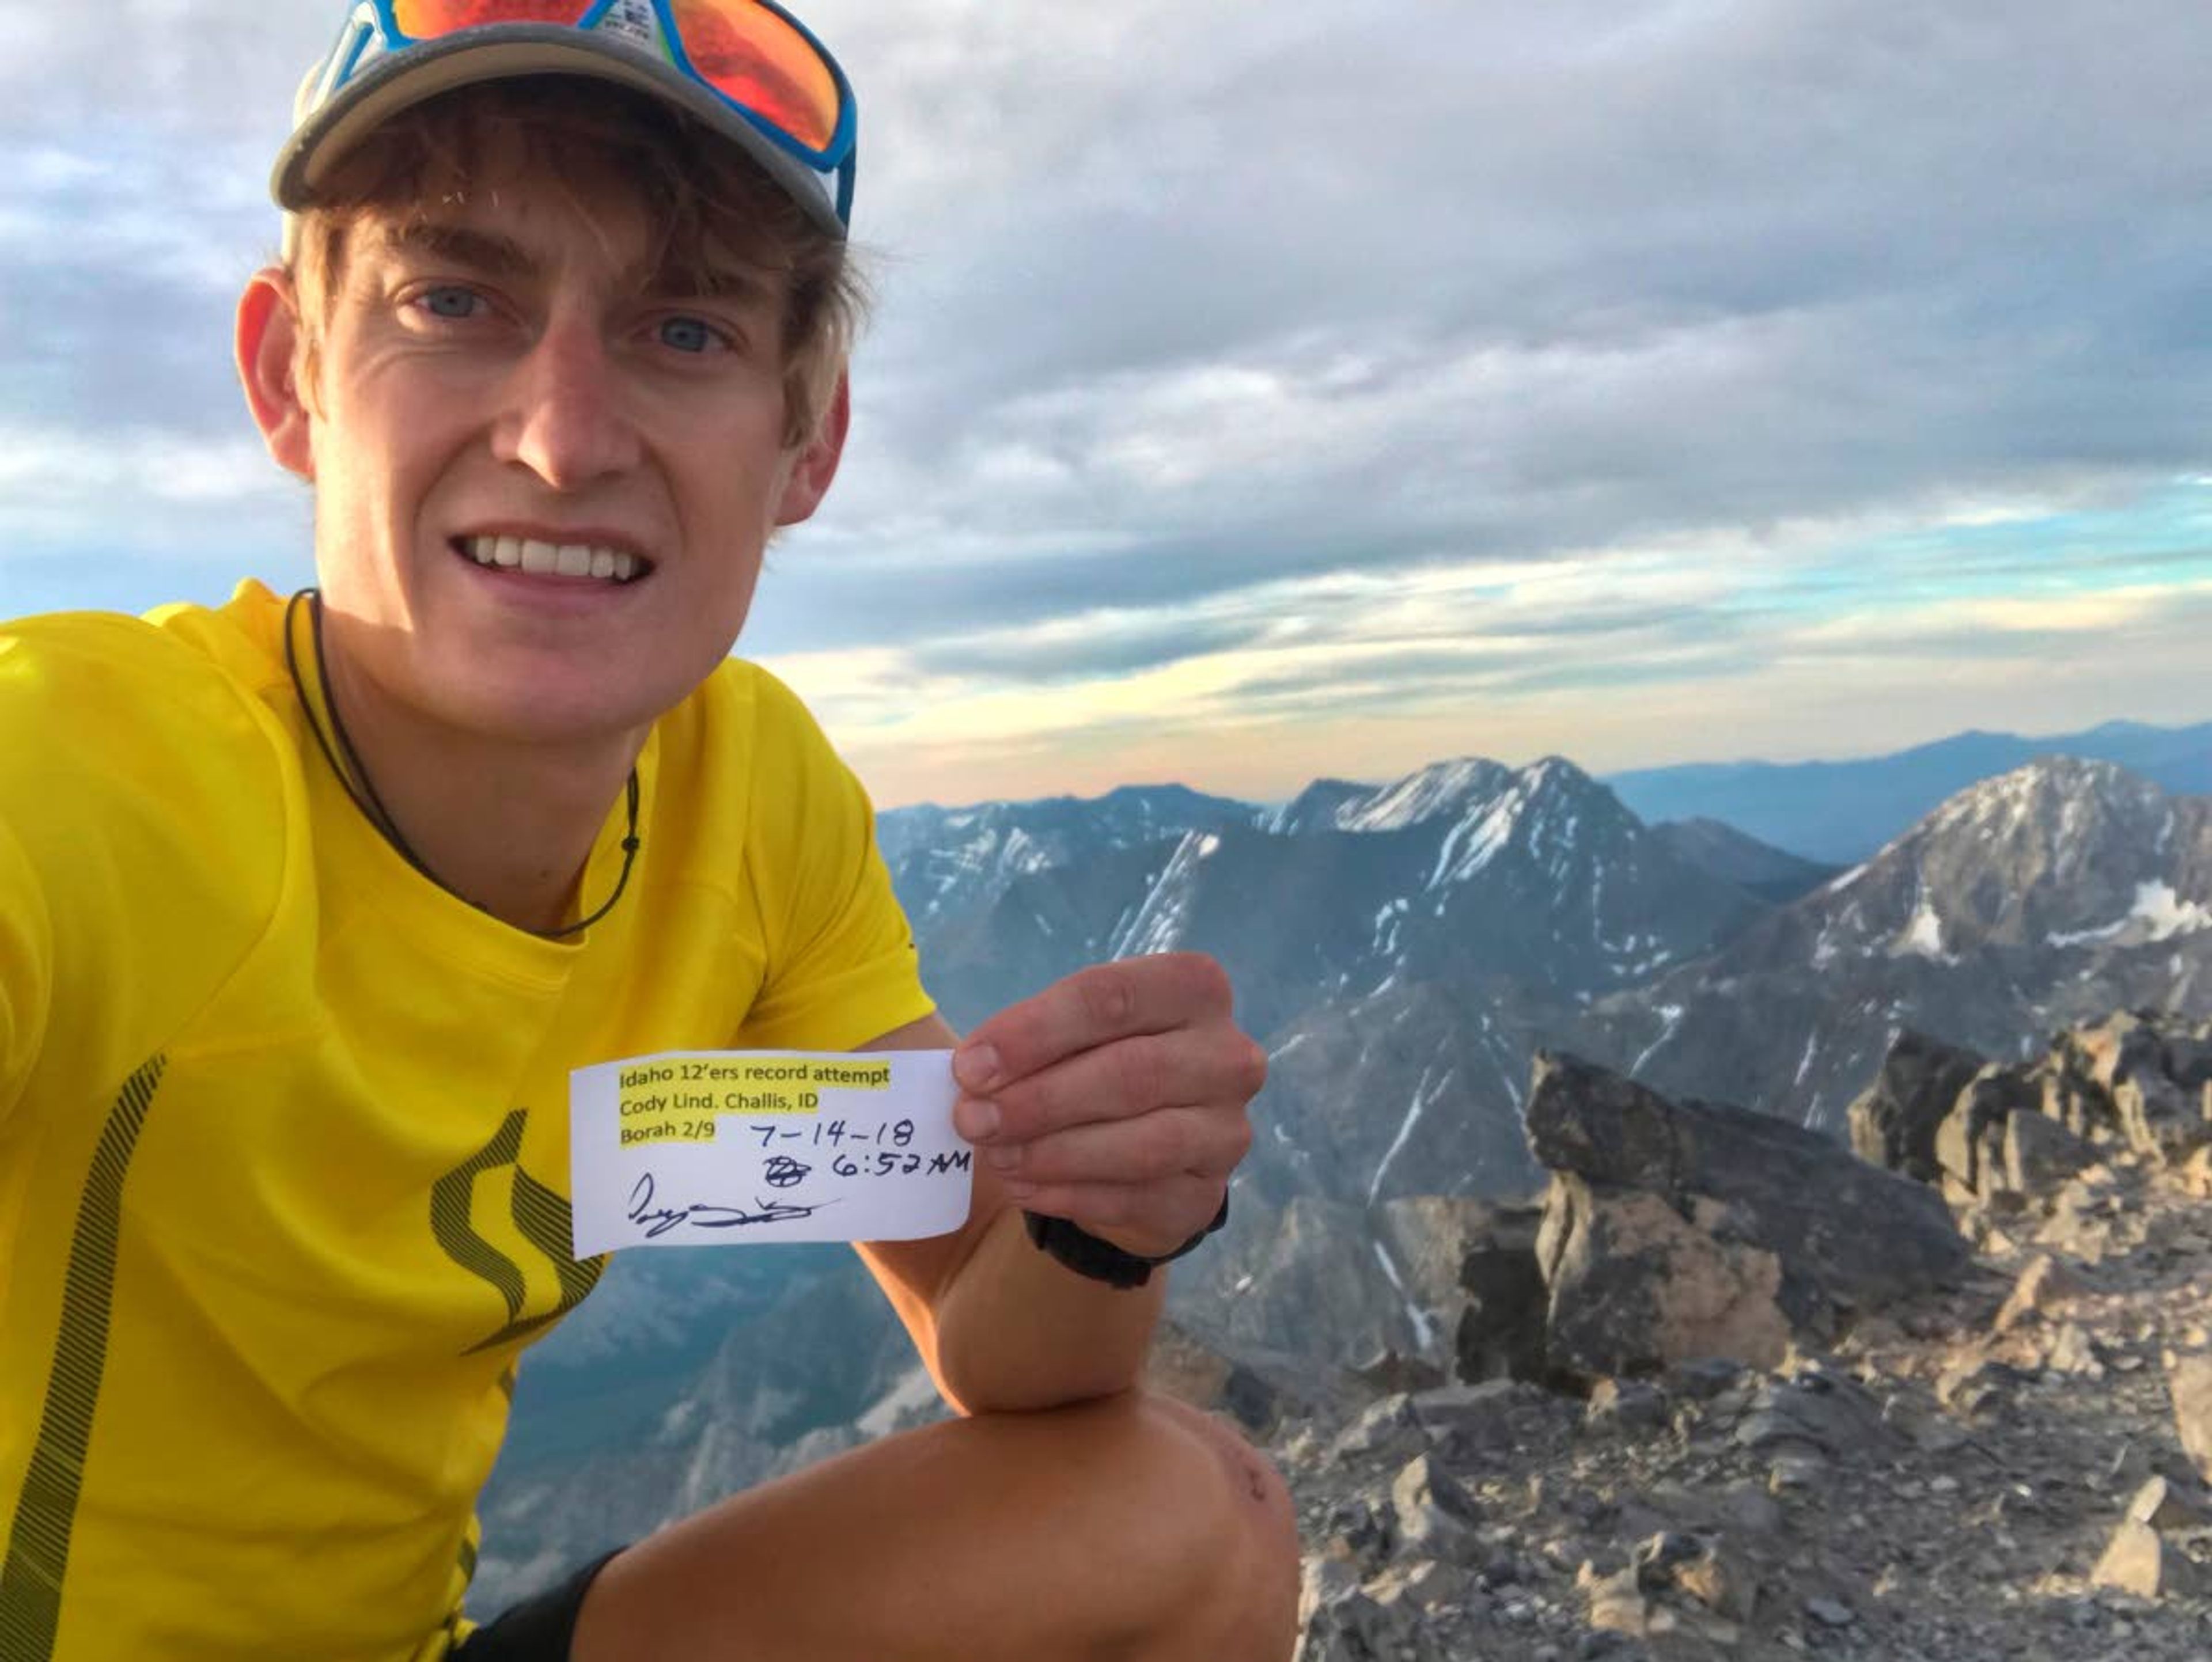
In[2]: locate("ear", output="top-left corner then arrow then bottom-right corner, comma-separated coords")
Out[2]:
236,267 -> 315,481
773,372 -> 851,528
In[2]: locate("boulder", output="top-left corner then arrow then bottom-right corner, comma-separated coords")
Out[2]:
1935,1065 -> 2042,1196
2069,1010 -> 2166,1095
1524,1053 -> 1969,1372
1586,1377 -> 1669,1433
1389,1452 -> 1481,1554
1992,1254 -> 2079,1335
2164,1031 -> 2212,1091
2040,1065 -> 2111,1140
1537,1177 -> 1792,1378
2093,1518 -> 2204,1599
1295,1585 -> 1453,1662
2002,1110 -> 2096,1198
2127,1475 -> 2212,1532
1847,1029 -> 1987,1182
2170,1353 -> 2212,1482
2115,1073 -> 2210,1164
1452,1204 -> 1550,1384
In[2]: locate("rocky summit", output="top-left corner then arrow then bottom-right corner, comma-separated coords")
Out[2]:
1262,1014 -> 2212,1661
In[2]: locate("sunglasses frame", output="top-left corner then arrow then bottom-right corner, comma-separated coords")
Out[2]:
310,0 -> 857,224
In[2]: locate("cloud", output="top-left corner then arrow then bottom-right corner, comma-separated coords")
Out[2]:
5,1 -> 2210,796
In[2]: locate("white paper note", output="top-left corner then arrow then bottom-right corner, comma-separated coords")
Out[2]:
569,1050 -> 972,1255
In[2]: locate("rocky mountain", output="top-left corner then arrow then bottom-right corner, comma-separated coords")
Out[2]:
1285,1016 -> 2212,1661
1595,759 -> 2212,1141
876,782 -> 1254,924
1608,718 -> 2212,864
475,746 -> 2212,1622
1650,818 -> 1839,904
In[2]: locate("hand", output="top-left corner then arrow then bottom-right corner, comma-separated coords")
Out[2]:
950,954 -> 1266,1260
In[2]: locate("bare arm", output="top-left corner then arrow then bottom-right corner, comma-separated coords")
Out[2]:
852,955 -> 1262,1415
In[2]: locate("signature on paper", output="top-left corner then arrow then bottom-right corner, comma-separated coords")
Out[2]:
626,1172 -> 837,1239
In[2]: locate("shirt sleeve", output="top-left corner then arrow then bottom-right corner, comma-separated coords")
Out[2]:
0,811 -> 52,1125
731,669 -> 936,1052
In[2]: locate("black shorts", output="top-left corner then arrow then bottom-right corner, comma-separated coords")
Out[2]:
453,1550 -> 623,1662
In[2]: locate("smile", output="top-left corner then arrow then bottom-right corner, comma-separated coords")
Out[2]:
459,535 -> 646,583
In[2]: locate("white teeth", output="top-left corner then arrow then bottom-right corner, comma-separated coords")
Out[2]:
463,535 -> 645,582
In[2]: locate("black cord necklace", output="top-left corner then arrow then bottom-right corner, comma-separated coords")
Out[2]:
282,587 -> 641,939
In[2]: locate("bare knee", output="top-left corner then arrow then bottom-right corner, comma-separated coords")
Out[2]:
1084,1395 -> 1301,1662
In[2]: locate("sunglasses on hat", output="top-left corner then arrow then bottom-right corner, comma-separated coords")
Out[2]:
278,0 -> 857,236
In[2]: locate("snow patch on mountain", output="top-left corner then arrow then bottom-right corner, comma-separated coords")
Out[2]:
1899,894 -> 1948,961
2048,882 -> 2212,948
1340,759 -> 1495,830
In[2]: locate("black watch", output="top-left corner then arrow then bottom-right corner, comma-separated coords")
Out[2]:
1022,1194 -> 1230,1290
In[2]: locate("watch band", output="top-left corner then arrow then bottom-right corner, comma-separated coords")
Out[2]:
1022,1193 -> 1231,1290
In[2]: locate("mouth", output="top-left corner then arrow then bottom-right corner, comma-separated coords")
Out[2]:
454,534 -> 652,584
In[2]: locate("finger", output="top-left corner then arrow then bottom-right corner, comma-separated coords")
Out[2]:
979,1104 -> 1251,1189
959,1022 -> 1266,1144
950,954 -> 1234,1097
1010,1173 -> 1229,1262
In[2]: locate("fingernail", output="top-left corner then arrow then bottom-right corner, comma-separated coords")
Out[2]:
955,1098 -> 1001,1141
984,1145 -> 1021,1174
953,1043 -> 1002,1092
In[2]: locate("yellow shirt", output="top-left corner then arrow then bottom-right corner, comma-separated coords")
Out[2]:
0,582 -> 933,1661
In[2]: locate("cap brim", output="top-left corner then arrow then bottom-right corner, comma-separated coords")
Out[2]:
271,26 -> 844,239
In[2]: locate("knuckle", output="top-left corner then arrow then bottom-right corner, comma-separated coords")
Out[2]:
1235,1035 -> 1269,1096
1078,965 -> 1137,1031
1114,1035 -> 1166,1110
1176,951 -> 1233,1008
1136,1117 -> 1188,1179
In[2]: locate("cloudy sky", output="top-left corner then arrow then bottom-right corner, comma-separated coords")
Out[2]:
3,0 -> 2209,809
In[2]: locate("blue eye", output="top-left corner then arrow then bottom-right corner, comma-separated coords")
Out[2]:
658,316 -> 720,354
420,286 -> 479,320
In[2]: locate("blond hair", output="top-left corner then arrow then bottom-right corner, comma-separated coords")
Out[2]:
285,76 -> 865,446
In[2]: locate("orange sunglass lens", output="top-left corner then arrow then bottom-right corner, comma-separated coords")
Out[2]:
392,1 -> 584,32
668,0 -> 839,150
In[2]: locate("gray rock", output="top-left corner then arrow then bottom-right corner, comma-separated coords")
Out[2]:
1456,1209 -> 1551,1384
1664,1357 -> 1748,1401
1847,1029 -> 1987,1182
1804,1595 -> 1857,1628
2092,1518 -> 2205,1599
1296,1586 -> 1453,1662
1586,1378 -> 1669,1433
2169,1353 -> 2212,1481
2126,1475 -> 2212,1532
1298,1554 -> 1361,1625
2067,1011 -> 2166,1096
2003,1109 -> 2097,1197
1538,1177 -> 1792,1379
1993,1253 -> 2079,1334
1390,1452 -> 1482,1554
1329,1393 -> 1426,1465
2041,1065 -> 2112,1140
1525,1053 -> 1970,1349
2115,1073 -> 2210,1164
1735,1373 -> 1891,1458
1936,1065 -> 2041,1196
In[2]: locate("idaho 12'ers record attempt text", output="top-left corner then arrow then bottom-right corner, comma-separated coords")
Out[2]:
568,1050 -> 970,1254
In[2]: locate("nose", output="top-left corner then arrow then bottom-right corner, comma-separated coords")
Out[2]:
491,314 -> 642,490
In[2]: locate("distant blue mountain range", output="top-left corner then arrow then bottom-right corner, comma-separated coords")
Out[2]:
1606,720 -> 2212,863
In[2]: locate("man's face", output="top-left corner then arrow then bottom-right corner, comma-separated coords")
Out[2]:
277,139 -> 837,751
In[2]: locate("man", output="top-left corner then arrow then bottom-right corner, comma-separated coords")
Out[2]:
0,3 -> 1297,1659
